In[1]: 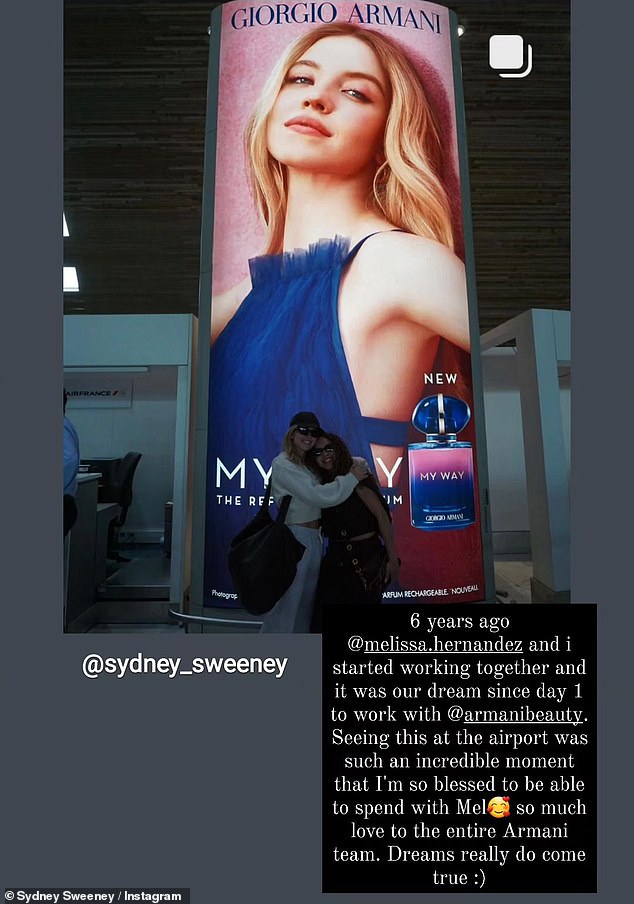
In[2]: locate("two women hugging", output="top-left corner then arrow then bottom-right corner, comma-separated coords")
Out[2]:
260,410 -> 399,633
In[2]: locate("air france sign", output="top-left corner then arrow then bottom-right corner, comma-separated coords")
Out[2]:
64,376 -> 133,408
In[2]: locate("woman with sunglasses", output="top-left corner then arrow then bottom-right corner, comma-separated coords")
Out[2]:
307,432 -> 400,631
260,412 -> 368,633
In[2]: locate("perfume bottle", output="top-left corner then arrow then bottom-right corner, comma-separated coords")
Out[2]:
408,393 -> 475,530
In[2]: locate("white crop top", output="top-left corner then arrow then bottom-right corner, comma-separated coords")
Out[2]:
270,453 -> 359,524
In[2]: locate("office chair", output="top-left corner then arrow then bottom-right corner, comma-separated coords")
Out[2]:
100,451 -> 143,562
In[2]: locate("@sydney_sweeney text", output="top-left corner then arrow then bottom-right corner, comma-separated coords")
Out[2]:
322,605 -> 596,894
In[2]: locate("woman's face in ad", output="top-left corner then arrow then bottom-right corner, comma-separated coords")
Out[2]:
267,35 -> 389,180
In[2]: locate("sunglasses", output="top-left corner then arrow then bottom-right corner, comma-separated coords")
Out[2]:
295,425 -> 321,437
313,444 -> 336,457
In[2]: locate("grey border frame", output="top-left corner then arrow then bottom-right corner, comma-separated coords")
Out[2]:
2,0 -> 633,901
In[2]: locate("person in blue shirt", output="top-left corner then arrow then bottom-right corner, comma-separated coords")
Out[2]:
63,389 -> 80,536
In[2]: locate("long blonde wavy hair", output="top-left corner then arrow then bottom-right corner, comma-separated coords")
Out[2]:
245,23 -> 454,255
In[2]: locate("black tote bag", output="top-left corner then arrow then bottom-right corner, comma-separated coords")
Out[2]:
227,484 -> 306,615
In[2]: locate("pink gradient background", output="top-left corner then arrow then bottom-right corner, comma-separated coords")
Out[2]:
409,445 -> 474,477
210,0 -> 462,295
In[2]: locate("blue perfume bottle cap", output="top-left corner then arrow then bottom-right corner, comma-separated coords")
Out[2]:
412,394 -> 471,441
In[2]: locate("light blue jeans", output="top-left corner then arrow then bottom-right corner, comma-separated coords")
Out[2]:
259,526 -> 323,633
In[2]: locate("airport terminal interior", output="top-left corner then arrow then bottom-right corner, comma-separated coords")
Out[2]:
64,1 -> 570,634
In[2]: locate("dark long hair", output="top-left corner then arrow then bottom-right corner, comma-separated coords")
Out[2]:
307,433 -> 391,519
306,433 -> 352,481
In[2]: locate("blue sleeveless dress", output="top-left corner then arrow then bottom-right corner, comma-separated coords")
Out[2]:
204,234 -> 408,605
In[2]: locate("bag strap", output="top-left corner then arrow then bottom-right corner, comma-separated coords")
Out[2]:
276,493 -> 293,524
254,482 -> 273,516
262,482 -> 293,524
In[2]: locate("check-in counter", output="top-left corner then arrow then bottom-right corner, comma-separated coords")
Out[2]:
65,314 -> 198,605
96,501 -> 119,585
65,473 -> 119,632
79,457 -> 122,498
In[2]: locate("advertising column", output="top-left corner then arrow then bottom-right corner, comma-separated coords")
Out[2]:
202,0 -> 490,608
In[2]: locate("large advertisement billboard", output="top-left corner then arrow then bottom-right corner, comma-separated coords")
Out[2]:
203,0 -> 488,608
